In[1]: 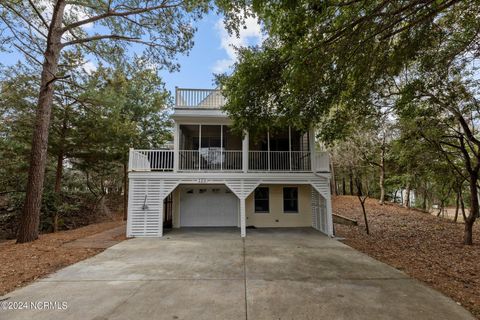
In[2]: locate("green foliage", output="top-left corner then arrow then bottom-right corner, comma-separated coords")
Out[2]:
0,58 -> 171,233
219,1 -> 480,218
218,0 -> 468,139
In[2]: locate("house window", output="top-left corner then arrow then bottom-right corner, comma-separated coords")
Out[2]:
254,187 -> 269,213
283,187 -> 298,213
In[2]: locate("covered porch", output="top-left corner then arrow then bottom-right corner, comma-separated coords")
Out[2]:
128,125 -> 330,173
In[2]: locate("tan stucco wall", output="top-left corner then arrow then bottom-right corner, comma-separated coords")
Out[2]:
246,184 -> 312,227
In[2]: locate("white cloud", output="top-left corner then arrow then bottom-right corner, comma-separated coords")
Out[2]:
212,14 -> 265,74
37,0 -> 93,30
82,61 -> 97,74
65,4 -> 93,29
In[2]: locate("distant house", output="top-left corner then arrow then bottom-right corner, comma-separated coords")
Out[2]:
126,88 -> 333,237
392,189 -> 416,207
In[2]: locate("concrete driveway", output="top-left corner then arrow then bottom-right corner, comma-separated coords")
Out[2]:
0,228 -> 474,320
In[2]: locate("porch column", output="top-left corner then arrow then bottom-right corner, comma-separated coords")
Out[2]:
242,131 -> 249,173
325,186 -> 334,236
240,197 -> 246,237
173,122 -> 180,172
309,128 -> 316,171
158,200 -> 164,237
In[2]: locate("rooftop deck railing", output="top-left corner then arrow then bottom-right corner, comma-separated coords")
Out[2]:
175,88 -> 225,108
129,149 -> 330,173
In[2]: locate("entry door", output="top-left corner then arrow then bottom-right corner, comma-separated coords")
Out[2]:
180,186 -> 238,227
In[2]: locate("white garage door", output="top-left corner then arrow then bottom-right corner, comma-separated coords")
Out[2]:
180,186 -> 238,227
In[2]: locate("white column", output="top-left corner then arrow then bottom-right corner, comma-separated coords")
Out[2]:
325,186 -> 334,237
242,131 -> 249,172
240,197 -> 246,237
288,126 -> 292,171
128,148 -> 134,172
220,125 -> 223,171
198,125 -> 202,171
175,86 -> 179,106
309,128 -> 316,172
158,200 -> 164,237
173,123 -> 180,172
267,130 -> 270,171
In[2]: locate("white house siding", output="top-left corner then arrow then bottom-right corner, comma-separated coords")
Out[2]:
127,172 -> 333,237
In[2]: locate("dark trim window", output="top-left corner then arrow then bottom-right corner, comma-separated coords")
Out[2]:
254,187 -> 269,213
283,187 -> 298,213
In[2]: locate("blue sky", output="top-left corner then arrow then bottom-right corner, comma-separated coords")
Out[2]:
0,11 -> 263,96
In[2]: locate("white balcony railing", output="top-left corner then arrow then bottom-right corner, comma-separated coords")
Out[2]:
179,150 -> 242,171
249,151 -> 311,171
176,88 -> 225,108
129,149 -> 330,173
128,149 -> 174,171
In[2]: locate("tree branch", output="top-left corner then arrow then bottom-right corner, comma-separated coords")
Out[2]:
61,34 -> 148,47
27,0 -> 49,29
61,1 -> 183,33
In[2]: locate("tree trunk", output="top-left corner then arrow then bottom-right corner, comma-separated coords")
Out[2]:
342,176 -> 346,195
17,0 -> 66,243
379,144 -> 386,205
54,107 -> 68,194
53,214 -> 59,233
52,149 -> 63,234
52,144 -> 64,233
403,183 -> 411,208
464,174 -> 478,245
123,163 -> 128,221
360,198 -> 370,235
330,160 -> 337,196
422,187 -> 428,211
460,192 -> 467,222
437,201 -> 444,217
454,190 -> 460,223
54,152 -> 64,194
356,180 -> 363,197
379,164 -> 385,205
349,171 -> 354,195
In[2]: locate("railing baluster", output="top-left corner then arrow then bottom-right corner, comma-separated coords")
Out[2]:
175,88 -> 226,108
129,149 -> 331,173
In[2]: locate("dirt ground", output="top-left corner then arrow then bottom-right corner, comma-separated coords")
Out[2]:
333,195 -> 480,319
0,220 -> 125,296
430,207 -> 470,222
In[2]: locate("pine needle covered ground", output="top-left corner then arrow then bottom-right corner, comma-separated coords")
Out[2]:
334,195 -> 480,318
0,221 -> 125,296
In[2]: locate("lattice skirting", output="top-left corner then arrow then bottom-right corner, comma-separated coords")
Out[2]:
127,176 -> 333,237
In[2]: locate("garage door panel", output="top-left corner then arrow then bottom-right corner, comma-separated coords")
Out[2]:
180,186 -> 238,227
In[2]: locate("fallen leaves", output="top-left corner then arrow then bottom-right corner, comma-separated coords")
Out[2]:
334,196 -> 480,319
0,221 -> 124,296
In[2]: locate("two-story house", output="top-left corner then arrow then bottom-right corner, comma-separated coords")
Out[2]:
126,88 -> 333,238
